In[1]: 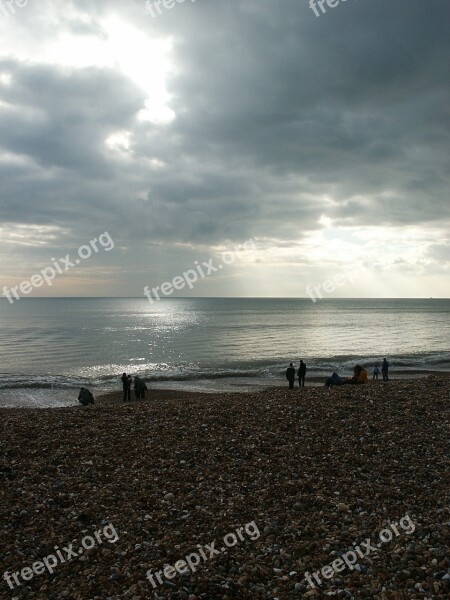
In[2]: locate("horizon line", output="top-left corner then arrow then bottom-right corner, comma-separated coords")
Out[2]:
1,296 -> 448,300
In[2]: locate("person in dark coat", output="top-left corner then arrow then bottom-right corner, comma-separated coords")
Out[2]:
78,388 -> 94,406
325,372 -> 343,386
286,363 -> 296,390
134,376 -> 148,400
298,360 -> 307,387
121,372 -> 131,401
381,358 -> 389,381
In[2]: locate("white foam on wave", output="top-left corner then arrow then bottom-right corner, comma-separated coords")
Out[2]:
0,389 -> 78,409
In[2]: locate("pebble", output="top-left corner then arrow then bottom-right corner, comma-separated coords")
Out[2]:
0,375 -> 448,598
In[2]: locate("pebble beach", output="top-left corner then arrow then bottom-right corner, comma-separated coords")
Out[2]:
1,376 -> 449,599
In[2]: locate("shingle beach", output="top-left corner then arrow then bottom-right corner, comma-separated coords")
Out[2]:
1,376 -> 449,599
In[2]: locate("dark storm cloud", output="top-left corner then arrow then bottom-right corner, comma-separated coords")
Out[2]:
155,0 -> 449,229
0,59 -> 143,172
0,0 -> 448,293
0,57 -> 145,234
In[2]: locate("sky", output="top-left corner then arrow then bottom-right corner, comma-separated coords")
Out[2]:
0,0 -> 449,299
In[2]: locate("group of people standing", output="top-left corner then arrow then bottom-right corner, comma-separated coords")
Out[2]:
121,372 -> 148,401
285,360 -> 307,389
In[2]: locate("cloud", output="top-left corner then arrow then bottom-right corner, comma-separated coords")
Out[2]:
0,0 -> 449,297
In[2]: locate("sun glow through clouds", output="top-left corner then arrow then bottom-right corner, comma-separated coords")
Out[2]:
41,15 -> 175,125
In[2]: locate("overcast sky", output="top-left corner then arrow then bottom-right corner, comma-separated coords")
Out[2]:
0,0 -> 449,298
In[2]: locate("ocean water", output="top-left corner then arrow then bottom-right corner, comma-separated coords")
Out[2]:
0,298 -> 449,407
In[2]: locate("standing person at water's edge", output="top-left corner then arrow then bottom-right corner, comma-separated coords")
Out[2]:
298,360 -> 306,387
121,372 -> 131,401
134,376 -> 148,400
382,358 -> 389,381
286,363 -> 296,390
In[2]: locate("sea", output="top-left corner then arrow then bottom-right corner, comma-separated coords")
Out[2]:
0,298 -> 449,407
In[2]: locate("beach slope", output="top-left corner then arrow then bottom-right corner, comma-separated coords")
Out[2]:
0,377 -> 449,599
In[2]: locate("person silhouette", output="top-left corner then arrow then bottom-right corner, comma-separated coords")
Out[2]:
286,363 -> 296,390
121,372 -> 131,401
381,358 -> 389,381
78,388 -> 94,406
298,360 -> 307,387
134,376 -> 148,400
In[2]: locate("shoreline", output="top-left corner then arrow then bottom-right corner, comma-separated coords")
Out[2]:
0,370 -> 449,409
95,372 -> 449,405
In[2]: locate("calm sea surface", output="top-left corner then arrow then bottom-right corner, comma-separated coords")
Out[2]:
0,298 -> 449,406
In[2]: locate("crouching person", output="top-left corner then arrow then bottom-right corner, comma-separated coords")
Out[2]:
78,387 -> 95,406
325,372 -> 344,386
